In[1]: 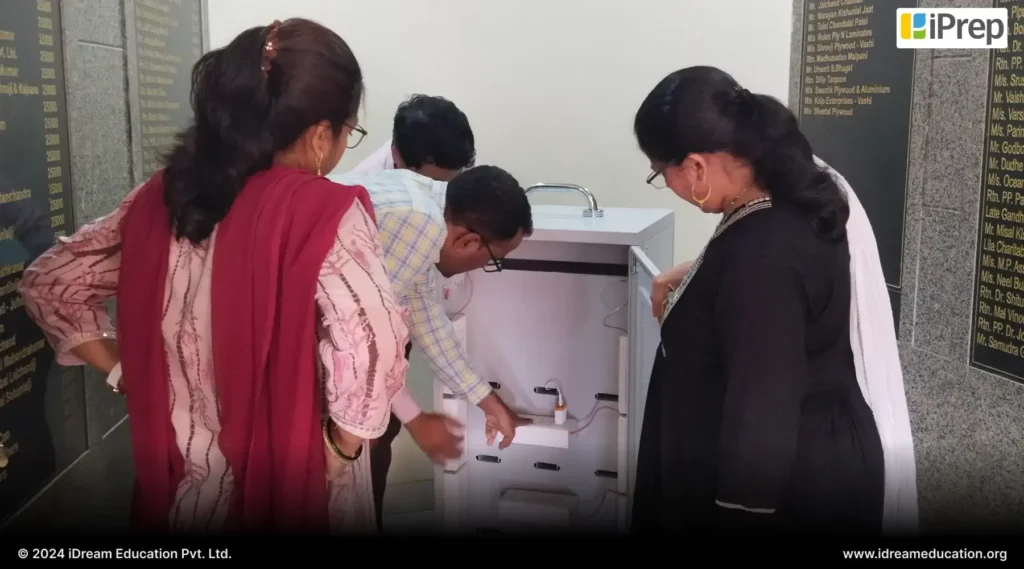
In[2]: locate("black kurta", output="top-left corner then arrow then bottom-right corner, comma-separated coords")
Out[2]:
631,201 -> 884,535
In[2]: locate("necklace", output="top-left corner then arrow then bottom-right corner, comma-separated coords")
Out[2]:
722,195 -> 771,224
726,187 -> 752,210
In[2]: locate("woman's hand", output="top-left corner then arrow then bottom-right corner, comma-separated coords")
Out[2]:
324,423 -> 364,483
652,260 -> 694,323
70,339 -> 120,375
329,423 -> 364,458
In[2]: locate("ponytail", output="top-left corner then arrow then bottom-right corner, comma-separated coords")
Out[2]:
732,91 -> 849,240
634,66 -> 849,241
164,26 -> 275,244
162,20 -> 363,245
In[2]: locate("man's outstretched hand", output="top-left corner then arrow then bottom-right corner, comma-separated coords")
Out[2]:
479,393 -> 531,449
405,412 -> 464,465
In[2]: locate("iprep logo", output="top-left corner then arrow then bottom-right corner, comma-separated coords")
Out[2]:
900,12 -> 927,40
896,8 -> 1007,49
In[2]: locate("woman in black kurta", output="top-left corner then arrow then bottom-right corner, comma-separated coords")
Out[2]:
629,67 -> 885,534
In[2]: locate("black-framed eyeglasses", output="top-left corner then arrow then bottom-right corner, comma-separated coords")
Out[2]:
467,226 -> 503,272
646,168 -> 666,189
347,124 -> 368,149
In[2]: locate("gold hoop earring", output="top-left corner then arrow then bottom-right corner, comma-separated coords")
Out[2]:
315,153 -> 323,177
691,179 -> 712,211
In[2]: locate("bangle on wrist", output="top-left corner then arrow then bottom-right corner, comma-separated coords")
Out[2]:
106,362 -> 124,395
322,419 -> 362,464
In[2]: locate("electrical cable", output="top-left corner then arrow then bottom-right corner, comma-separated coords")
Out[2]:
598,304 -> 622,335
602,278 -> 628,334
570,405 -> 618,435
577,489 -> 620,518
544,379 -> 565,396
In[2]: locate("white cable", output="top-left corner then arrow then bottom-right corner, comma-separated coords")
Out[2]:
602,278 -> 628,334
570,405 -> 617,435
544,378 -> 565,395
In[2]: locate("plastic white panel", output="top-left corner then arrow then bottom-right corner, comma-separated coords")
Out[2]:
626,246 -> 662,522
435,469 -> 469,532
494,414 -> 576,449
617,415 -> 628,495
433,315 -> 470,521
616,334 -> 629,414
498,489 -> 578,527
435,315 -> 469,473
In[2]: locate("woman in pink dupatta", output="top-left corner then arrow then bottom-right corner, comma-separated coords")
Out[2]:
19,19 -> 411,534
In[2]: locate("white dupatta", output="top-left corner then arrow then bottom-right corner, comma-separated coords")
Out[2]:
815,157 -> 920,535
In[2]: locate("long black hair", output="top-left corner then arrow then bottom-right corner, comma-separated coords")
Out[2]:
634,66 -> 848,241
163,19 -> 363,244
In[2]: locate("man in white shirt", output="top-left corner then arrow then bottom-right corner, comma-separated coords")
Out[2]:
347,94 -> 475,181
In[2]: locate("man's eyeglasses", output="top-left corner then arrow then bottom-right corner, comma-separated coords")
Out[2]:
467,227 -> 503,272
482,245 -> 503,272
347,124 -> 368,149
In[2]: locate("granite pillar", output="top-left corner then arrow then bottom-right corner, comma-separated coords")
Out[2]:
790,0 -> 1024,533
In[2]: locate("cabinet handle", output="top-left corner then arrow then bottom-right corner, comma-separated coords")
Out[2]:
0,443 -> 9,469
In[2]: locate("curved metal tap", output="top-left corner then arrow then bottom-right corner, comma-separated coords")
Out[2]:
524,183 -> 604,217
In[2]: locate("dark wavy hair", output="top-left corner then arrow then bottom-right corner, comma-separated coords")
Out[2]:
634,66 -> 848,240
446,165 -> 533,242
393,95 -> 475,170
162,19 -> 363,244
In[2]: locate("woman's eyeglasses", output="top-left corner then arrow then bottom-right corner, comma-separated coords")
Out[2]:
646,168 -> 667,189
347,124 -> 368,149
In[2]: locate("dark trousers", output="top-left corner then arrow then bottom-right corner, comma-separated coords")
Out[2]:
370,342 -> 412,531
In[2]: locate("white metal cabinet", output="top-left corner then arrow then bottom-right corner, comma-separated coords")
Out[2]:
429,205 -> 672,533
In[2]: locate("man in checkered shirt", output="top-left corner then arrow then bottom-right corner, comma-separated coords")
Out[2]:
331,98 -> 532,529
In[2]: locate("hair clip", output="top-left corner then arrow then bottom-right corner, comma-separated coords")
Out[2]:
733,86 -> 755,104
261,20 -> 282,75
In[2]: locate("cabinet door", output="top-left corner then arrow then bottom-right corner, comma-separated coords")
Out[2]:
625,247 -> 662,516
